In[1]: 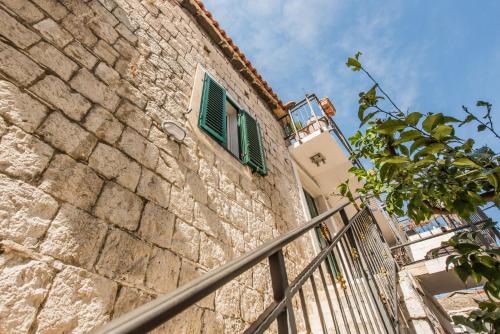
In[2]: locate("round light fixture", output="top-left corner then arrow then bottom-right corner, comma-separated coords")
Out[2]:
161,121 -> 186,142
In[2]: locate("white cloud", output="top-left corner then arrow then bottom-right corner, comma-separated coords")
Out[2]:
203,0 -> 428,135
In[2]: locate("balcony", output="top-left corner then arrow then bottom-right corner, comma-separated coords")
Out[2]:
280,94 -> 363,202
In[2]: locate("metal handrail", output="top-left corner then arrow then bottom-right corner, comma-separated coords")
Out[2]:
92,200 -> 358,334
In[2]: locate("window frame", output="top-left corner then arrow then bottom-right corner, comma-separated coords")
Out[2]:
197,72 -> 267,176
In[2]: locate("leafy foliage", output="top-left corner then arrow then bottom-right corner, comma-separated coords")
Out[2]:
342,53 -> 500,332
440,222 -> 500,333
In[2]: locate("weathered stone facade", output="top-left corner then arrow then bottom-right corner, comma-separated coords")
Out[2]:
0,0 -> 313,333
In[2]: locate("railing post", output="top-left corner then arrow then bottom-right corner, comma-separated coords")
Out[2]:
269,250 -> 297,334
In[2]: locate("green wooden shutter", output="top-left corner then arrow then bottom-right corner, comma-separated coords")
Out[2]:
199,74 -> 227,144
239,111 -> 267,176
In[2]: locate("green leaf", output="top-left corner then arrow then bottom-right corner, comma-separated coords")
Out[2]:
414,143 -> 446,158
431,124 -> 454,140
455,242 -> 480,254
455,264 -> 472,282
346,57 -> 362,71
453,158 -> 481,169
410,138 -> 428,154
478,124 -> 487,132
361,111 -> 377,126
394,130 -> 422,145
381,156 -> 410,165
405,112 -> 423,126
476,100 -> 491,107
459,114 -> 476,127
422,113 -> 444,132
373,119 -> 406,135
486,174 -> 498,190
357,105 -> 368,121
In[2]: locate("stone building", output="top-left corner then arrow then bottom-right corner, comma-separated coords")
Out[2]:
0,0 -> 317,332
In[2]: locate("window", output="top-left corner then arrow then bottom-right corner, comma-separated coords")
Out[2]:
198,73 -> 267,176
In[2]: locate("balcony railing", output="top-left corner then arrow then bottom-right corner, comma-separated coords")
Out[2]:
391,209 -> 499,267
92,199 -> 408,334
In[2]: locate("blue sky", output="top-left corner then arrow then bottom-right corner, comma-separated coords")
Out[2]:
204,0 -> 500,220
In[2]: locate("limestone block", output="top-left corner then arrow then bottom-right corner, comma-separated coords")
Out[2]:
0,174 -> 58,245
169,185 -> 194,223
0,116 -> 6,137
116,23 -> 138,44
156,151 -> 186,187
240,287 -> 264,323
33,18 -> 73,48
145,247 -> 181,293
199,233 -> 231,269
95,62 -> 120,85
40,204 -> 107,269
88,143 -> 140,191
70,69 -> 120,111
37,112 -> 97,160
180,142 -> 199,172
151,306 -> 203,334
193,202 -> 222,239
93,40 -> 118,65
0,43 -> 44,86
198,159 -> 219,189
83,107 -> 124,144
228,202 -> 248,231
139,201 -> 175,248
88,0 -> 118,26
32,0 -> 68,21
88,19 -> 118,44
171,219 -> 200,262
0,79 -> 48,133
1,0 -> 44,23
178,259 -> 214,310
252,264 -> 270,293
149,126 -> 180,158
0,253 -> 54,334
136,168 -> 171,208
113,7 -> 137,31
28,42 -> 78,81
0,126 -> 53,181
30,75 -> 91,121
219,173 -> 236,200
40,154 -> 103,211
118,127 -> 159,170
114,80 -> 147,109
223,317 -> 246,334
35,266 -> 117,334
215,280 -> 241,318
115,102 -> 152,137
64,41 -> 98,69
221,221 -> 245,253
0,8 -> 40,48
96,229 -> 151,284
62,14 -> 98,47
186,171 -> 208,205
95,182 -> 143,230
235,188 -> 252,211
112,286 -> 154,319
201,310 -> 225,334
114,38 -> 139,60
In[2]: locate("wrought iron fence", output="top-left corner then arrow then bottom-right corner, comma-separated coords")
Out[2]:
93,202 -> 406,334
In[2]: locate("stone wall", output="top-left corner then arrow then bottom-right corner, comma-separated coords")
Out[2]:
0,0 -> 314,333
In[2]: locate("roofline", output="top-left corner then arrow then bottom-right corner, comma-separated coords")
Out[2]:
180,0 -> 286,119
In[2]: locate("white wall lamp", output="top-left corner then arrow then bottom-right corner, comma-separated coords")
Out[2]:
162,120 -> 186,142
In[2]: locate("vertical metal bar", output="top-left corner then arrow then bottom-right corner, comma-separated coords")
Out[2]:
331,246 -> 362,334
340,234 -> 379,334
324,256 -> 353,334
337,214 -> 370,334
349,226 -> 390,334
310,275 -> 328,334
318,264 -> 340,333
298,288 -> 311,333
393,261 -> 399,334
352,215 -> 394,332
269,250 -> 297,334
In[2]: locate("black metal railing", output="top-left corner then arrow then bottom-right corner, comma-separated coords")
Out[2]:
391,214 -> 499,267
93,202 -> 406,334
